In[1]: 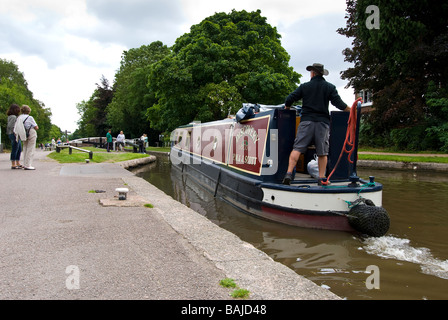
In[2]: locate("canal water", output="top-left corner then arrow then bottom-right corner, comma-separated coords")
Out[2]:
133,156 -> 448,300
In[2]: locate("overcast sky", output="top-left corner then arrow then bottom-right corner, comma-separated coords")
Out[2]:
1,0 -> 354,133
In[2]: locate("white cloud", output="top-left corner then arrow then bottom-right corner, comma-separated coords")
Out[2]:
179,0 -> 346,27
2,52 -> 119,132
0,0 -> 354,133
80,0 -> 186,48
281,12 -> 355,102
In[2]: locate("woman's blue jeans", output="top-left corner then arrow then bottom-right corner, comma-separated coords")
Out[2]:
8,133 -> 22,161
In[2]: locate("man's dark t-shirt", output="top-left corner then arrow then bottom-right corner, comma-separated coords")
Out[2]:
285,75 -> 347,124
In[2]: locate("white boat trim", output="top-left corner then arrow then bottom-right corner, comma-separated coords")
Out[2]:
261,187 -> 383,212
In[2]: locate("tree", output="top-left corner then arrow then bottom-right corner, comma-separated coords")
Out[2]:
48,124 -> 62,142
425,81 -> 448,151
147,9 -> 301,132
338,0 -> 448,150
0,59 -> 53,145
76,75 -> 113,137
107,42 -> 170,139
76,99 -> 97,138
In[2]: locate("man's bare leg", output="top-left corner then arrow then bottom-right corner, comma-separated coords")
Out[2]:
283,150 -> 301,185
288,150 -> 301,173
318,155 -> 327,178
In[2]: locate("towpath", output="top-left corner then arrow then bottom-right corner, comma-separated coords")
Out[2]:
0,149 -> 338,301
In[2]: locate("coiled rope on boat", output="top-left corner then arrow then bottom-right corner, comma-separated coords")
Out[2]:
321,97 -> 362,186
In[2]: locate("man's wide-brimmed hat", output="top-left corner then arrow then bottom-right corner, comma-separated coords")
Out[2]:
306,63 -> 329,76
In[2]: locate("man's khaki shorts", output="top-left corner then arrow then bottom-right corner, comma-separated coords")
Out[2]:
292,121 -> 330,156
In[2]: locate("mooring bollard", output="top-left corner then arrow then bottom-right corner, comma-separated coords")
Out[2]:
116,188 -> 129,200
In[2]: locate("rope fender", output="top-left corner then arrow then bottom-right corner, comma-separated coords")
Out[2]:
346,198 -> 390,237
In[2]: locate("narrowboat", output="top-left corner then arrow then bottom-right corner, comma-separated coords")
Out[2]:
170,100 -> 390,237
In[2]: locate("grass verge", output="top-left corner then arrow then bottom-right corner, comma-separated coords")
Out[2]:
124,146 -> 171,153
358,153 -> 448,164
47,147 -> 151,163
219,278 -> 250,299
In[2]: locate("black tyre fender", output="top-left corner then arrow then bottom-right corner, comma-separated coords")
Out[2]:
348,203 -> 390,237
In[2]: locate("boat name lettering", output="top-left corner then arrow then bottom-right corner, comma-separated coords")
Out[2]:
233,153 -> 257,165
235,125 -> 259,144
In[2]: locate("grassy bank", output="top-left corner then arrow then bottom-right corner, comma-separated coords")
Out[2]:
47,147 -> 151,163
123,146 -> 171,153
358,153 -> 448,164
358,148 -> 448,164
141,146 -> 171,153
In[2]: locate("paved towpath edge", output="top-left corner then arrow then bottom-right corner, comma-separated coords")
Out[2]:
0,150 -> 339,300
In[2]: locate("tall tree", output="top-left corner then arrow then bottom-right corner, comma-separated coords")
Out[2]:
338,0 -> 448,150
107,42 -> 170,139
76,98 -> 97,138
76,75 -> 113,137
0,59 -> 53,145
148,9 -> 301,132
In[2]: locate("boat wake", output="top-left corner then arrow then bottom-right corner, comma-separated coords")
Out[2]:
362,236 -> 448,280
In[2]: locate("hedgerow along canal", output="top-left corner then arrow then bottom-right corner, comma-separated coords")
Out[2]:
133,156 -> 448,300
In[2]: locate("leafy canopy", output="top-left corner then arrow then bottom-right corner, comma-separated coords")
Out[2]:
76,75 -> 113,138
147,9 -> 301,132
338,0 -> 448,151
0,58 -> 54,145
106,41 -> 170,139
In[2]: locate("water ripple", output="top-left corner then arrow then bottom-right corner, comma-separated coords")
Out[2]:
362,236 -> 448,280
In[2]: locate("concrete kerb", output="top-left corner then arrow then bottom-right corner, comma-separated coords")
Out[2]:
118,155 -> 157,169
122,171 -> 340,300
358,159 -> 448,172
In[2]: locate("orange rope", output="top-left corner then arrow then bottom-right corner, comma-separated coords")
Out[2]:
321,98 -> 362,186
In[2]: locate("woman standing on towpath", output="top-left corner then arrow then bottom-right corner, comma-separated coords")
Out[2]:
6,104 -> 23,169
18,105 -> 39,170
